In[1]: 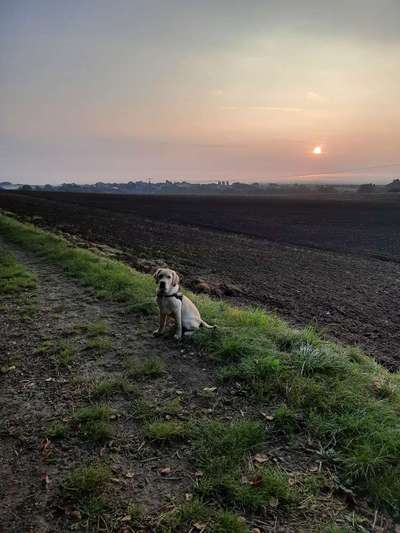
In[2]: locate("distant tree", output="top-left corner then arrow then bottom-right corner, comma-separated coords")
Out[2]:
358,183 -> 376,193
386,178 -> 400,192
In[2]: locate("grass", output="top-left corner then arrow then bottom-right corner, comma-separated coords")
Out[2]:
0,250 -> 36,294
90,377 -> 138,398
63,464 -> 110,499
1,212 -> 400,516
125,355 -> 164,378
145,420 -> 187,442
187,419 -> 297,512
36,338 -> 75,367
47,420 -> 67,439
54,340 -> 74,367
72,404 -> 113,443
159,499 -> 249,532
86,335 -> 112,351
85,320 -> 109,337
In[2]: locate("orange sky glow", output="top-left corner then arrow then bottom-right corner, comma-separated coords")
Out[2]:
1,1 -> 400,184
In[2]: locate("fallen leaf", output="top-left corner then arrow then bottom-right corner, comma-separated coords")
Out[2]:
125,471 -> 135,478
193,522 -> 207,531
249,474 -> 263,487
159,466 -> 171,476
120,515 -> 132,522
194,470 -> 204,477
185,493 -> 193,501
252,528 -> 262,533
260,411 -> 274,420
254,453 -> 269,464
69,510 -> 81,521
203,386 -> 217,393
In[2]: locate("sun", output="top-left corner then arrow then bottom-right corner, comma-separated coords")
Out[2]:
312,146 -> 322,155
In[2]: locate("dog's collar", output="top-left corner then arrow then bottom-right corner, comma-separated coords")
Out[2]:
158,289 -> 183,301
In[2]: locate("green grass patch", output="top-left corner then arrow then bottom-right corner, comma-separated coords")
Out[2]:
159,499 -> 249,532
72,404 -> 113,443
85,320 -> 109,337
188,419 -> 297,512
47,420 -> 67,439
145,420 -> 187,442
2,213 -> 400,516
90,377 -> 138,398
86,335 -> 112,352
63,464 -> 110,499
0,250 -> 36,294
126,355 -> 164,378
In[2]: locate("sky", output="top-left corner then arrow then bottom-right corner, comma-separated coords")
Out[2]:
1,0 -> 400,185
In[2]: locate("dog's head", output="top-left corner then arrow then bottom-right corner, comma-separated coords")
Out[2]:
154,268 -> 180,294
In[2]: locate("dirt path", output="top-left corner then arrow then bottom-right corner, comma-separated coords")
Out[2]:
0,238 -> 221,532
0,239 -> 394,532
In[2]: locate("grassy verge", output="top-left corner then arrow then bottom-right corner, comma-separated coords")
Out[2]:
1,212 -> 399,517
0,248 -> 36,294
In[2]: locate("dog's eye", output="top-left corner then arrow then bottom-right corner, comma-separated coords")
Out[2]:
167,275 -> 171,279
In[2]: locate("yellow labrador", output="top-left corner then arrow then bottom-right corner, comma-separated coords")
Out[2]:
153,268 -> 215,340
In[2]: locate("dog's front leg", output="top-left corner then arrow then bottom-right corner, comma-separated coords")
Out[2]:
153,312 -> 167,336
173,303 -> 183,340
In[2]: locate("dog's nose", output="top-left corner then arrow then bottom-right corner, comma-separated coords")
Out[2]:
159,281 -> 166,289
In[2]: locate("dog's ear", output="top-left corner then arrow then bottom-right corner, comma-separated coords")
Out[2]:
172,271 -> 180,287
153,268 -> 162,281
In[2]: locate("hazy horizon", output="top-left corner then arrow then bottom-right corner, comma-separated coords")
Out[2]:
1,1 -> 400,185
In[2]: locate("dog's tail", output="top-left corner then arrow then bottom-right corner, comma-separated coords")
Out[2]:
200,319 -> 216,329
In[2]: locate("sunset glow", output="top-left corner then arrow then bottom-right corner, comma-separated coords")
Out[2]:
1,1 -> 400,184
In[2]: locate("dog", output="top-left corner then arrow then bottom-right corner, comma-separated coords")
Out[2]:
153,268 -> 215,340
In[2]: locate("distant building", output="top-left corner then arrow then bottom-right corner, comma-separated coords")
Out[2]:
386,179 -> 400,192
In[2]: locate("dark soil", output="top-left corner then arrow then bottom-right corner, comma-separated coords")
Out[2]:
3,239 -> 390,532
1,191 -> 399,370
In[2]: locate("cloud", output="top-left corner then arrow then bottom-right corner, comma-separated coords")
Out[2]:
221,106 -> 304,113
306,91 -> 327,103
